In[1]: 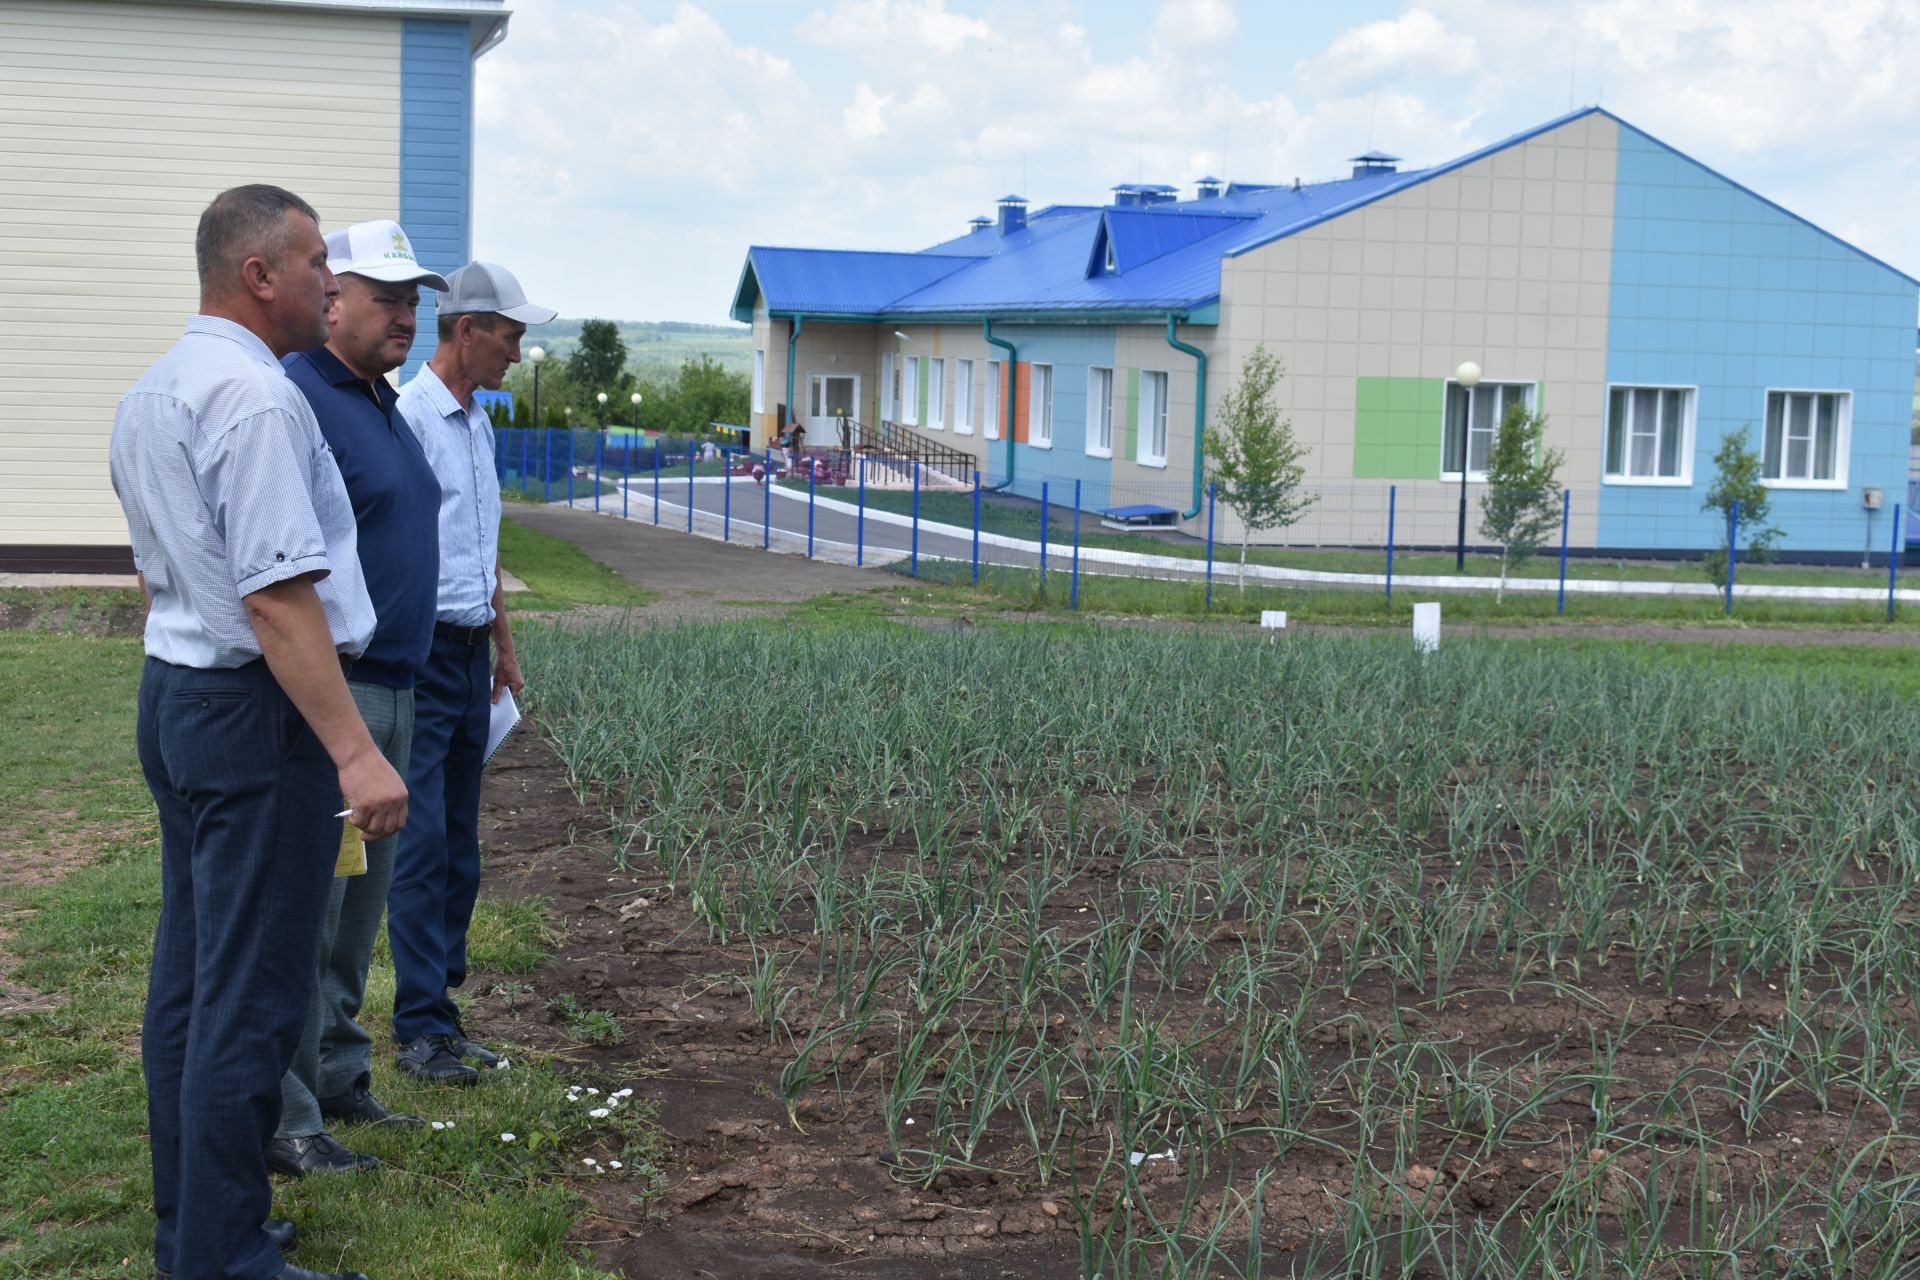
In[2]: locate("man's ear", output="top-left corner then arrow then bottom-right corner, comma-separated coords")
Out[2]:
238,253 -> 275,303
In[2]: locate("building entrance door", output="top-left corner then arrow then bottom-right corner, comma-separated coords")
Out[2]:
808,374 -> 860,451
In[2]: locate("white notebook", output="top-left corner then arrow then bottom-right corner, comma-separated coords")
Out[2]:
485,687 -> 523,767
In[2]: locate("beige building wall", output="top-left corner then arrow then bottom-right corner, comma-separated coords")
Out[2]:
1215,110 -> 1616,547
0,0 -> 404,562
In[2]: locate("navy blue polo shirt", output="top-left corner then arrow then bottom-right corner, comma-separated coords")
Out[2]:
283,345 -> 441,689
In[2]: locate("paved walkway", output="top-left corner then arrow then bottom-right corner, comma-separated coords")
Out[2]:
504,501 -> 886,624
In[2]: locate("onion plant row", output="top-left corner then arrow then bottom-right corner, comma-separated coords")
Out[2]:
517,621 -> 1920,1278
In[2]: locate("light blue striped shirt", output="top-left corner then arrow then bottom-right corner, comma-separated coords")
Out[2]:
397,364 -> 499,626
109,316 -> 376,668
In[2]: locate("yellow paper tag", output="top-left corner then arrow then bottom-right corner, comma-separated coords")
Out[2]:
335,805 -> 367,877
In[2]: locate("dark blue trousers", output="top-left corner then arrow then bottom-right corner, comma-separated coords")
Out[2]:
388,632 -> 488,1044
138,658 -> 338,1280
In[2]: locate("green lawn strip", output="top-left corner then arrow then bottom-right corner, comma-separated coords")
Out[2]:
1532,636 -> 1920,701
0,633 -> 149,850
806,484 -> 1909,590
890,558 -> 1917,630
500,518 -> 658,613
0,632 -> 663,1280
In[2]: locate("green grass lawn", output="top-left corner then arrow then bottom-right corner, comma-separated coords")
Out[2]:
888,557 -> 1917,630
0,630 -> 663,1280
815,485 -> 1909,591
499,518 -> 658,613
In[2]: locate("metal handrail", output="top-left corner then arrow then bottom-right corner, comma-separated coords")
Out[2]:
846,416 -> 975,486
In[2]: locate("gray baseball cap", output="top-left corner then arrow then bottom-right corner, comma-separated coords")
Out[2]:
438,261 -> 558,324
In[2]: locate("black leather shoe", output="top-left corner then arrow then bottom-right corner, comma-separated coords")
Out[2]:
156,1220 -> 298,1277
395,1033 -> 480,1085
450,1016 -> 502,1069
266,1132 -> 382,1177
273,1267 -> 369,1280
320,1084 -> 424,1129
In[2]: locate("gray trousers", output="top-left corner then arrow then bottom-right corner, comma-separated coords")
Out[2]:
276,681 -> 413,1138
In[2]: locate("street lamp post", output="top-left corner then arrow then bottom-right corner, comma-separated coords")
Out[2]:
1454,361 -> 1481,572
596,390 -> 608,427
528,345 -> 546,429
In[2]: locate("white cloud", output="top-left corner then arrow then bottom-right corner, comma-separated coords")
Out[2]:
800,0 -> 992,59
1293,9 -> 1476,97
1152,0 -> 1239,49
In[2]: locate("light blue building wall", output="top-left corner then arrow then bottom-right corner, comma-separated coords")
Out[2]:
992,325 -> 1119,507
399,18 -> 476,382
1598,124 -> 1918,553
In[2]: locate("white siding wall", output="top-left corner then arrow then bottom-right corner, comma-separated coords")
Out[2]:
0,0 -> 404,553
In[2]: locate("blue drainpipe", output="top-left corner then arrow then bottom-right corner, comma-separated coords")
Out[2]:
1165,313 -> 1207,520
783,314 -> 805,441
982,317 -> 1017,491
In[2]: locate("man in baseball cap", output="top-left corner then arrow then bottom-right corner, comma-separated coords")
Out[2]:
389,263 -> 554,1084
269,219 -> 449,1175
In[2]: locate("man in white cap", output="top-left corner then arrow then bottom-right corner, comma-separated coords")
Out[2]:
389,262 -> 554,1084
267,221 -> 449,1175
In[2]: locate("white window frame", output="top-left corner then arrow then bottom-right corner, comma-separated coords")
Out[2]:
1029,362 -> 1054,449
1086,366 -> 1114,458
752,348 -> 766,414
902,356 -> 920,426
985,359 -> 1002,440
1601,383 -> 1696,487
928,357 -> 946,430
1441,379 -> 1537,483
955,358 -> 974,436
1139,369 -> 1169,467
1762,388 -> 1850,489
881,352 -> 896,422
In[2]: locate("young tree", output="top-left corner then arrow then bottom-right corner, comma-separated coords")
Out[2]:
1204,345 -> 1317,592
1477,401 -> 1564,602
1700,425 -> 1782,598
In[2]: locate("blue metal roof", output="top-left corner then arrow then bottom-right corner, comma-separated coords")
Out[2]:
731,106 -> 1919,323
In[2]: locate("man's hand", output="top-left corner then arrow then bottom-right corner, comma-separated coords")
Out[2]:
492,648 -> 524,705
340,748 -> 409,839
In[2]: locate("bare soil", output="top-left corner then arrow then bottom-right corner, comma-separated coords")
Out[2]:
463,721 -> 1918,1280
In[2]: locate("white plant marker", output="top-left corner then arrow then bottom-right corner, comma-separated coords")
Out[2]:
1412,602 -> 1441,652
1259,610 -> 1287,629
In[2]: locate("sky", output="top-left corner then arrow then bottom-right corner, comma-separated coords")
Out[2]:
471,0 -> 1920,325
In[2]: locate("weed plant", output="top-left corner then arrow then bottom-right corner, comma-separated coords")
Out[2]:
519,622 -> 1920,1277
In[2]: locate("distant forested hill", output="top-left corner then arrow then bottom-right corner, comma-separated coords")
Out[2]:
521,320 -> 752,380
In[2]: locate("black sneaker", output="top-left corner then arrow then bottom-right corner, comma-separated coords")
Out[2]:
395,1033 -> 480,1086
319,1084 -> 425,1129
449,1014 -> 502,1069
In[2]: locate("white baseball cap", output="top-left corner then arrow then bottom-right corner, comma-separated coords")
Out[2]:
439,261 -> 558,325
324,219 -> 450,290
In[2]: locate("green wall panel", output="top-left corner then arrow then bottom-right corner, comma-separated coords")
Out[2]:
1353,376 -> 1444,479
1125,367 -> 1140,458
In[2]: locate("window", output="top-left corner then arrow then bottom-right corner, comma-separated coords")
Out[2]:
1030,363 -> 1053,448
1763,390 -> 1848,486
882,352 -> 896,422
1443,380 -> 1534,481
902,356 -> 920,425
752,348 -> 765,414
955,358 -> 974,435
1087,366 -> 1114,457
985,360 -> 1001,440
1139,370 -> 1168,466
1603,386 -> 1694,483
928,358 -> 946,429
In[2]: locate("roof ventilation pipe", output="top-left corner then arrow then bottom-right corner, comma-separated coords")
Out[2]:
1194,177 -> 1223,200
996,194 -> 1028,235
968,216 -> 992,233
1349,151 -> 1402,179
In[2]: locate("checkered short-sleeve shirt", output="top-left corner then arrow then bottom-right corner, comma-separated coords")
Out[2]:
109,316 -> 376,668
